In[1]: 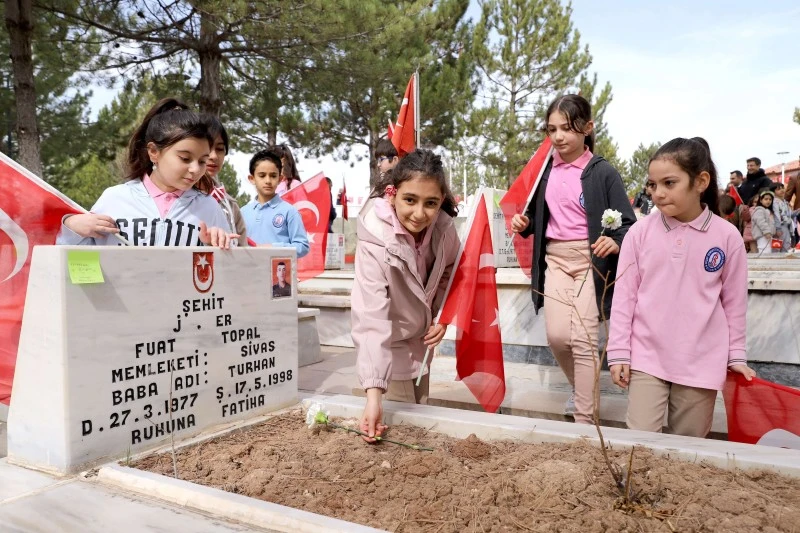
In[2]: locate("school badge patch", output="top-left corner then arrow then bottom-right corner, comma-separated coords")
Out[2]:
579,192 -> 585,209
193,252 -> 214,293
704,247 -> 725,272
272,214 -> 285,228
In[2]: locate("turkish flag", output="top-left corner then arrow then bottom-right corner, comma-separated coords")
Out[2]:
391,74 -> 416,157
499,138 -> 553,277
282,172 -> 331,281
723,372 -> 800,449
340,178 -> 348,221
0,153 -> 84,404
438,195 -> 505,413
728,185 -> 743,206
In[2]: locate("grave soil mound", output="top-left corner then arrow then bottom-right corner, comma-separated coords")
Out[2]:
133,410 -> 800,532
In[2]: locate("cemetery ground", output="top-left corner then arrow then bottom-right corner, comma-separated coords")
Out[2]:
133,407 -> 800,532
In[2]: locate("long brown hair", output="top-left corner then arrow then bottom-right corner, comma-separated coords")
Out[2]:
125,97 -> 215,193
370,148 -> 458,217
543,94 -> 595,152
650,137 -> 720,215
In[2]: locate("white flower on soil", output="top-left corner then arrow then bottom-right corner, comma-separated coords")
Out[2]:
601,209 -> 623,231
305,402 -> 330,429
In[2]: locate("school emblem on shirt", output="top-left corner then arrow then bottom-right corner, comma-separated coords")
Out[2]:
272,214 -> 286,228
579,192 -> 585,209
704,247 -> 725,273
193,252 -> 214,293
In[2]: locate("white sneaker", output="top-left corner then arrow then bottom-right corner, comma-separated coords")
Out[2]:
564,393 -> 576,417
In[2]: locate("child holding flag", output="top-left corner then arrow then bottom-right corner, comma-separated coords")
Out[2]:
352,149 -> 459,441
608,137 -> 755,437
510,94 -> 635,424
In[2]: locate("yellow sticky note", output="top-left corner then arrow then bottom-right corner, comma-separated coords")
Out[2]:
67,251 -> 105,284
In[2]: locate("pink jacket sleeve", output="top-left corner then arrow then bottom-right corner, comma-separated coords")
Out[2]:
720,233 -> 748,367
351,240 -> 393,391
606,229 -> 642,366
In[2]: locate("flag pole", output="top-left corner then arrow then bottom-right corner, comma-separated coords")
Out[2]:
414,69 -> 420,148
416,186 -> 485,386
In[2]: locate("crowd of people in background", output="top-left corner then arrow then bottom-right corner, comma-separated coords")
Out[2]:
634,155 -> 800,253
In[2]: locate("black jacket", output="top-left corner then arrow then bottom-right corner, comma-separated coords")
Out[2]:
519,155 -> 637,318
738,169 -> 774,205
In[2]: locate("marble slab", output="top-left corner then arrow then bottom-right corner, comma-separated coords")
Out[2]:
7,246 -> 299,475
324,233 -> 345,270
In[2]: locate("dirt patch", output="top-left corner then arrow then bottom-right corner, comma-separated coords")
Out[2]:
133,410 -> 800,532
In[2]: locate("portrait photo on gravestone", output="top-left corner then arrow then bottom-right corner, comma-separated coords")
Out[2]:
271,258 -> 293,299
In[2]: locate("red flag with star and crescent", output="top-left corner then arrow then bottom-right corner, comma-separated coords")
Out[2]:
0,152 -> 84,404
723,372 -> 800,449
499,137 -> 553,277
437,195 -> 505,413
390,74 -> 416,157
282,172 -> 331,281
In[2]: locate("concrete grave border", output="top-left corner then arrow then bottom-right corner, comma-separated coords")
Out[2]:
90,393 -> 800,532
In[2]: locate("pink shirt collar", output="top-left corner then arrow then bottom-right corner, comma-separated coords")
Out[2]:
553,147 -> 593,170
660,206 -> 713,233
142,174 -> 185,199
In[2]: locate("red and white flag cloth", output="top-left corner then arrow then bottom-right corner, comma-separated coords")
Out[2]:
437,194 -> 505,413
210,184 -> 227,203
282,172 -> 331,281
0,153 -> 84,404
499,138 -> 554,277
728,185 -> 743,206
340,178 -> 348,221
723,372 -> 800,449
391,74 -> 416,157
387,119 -> 395,141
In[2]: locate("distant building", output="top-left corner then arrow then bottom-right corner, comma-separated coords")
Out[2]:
764,159 -> 800,185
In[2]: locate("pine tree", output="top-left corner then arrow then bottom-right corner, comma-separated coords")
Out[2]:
623,142 -> 661,196
466,0 -> 593,188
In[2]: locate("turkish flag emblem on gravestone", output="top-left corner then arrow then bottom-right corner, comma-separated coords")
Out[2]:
192,252 -> 214,293
0,152 -> 84,404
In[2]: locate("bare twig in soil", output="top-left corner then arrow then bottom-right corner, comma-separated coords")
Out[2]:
625,445 -> 636,503
508,516 -> 536,531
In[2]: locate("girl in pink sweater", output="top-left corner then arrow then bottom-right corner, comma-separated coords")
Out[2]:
607,137 -> 755,438
352,149 -> 460,441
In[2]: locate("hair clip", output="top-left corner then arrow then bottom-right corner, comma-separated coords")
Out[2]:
384,185 -> 397,197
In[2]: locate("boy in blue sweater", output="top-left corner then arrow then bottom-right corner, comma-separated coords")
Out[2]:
241,148 -> 309,257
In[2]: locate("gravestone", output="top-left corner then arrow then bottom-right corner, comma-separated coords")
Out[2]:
7,246 -> 298,475
325,233 -> 345,270
482,188 -> 520,268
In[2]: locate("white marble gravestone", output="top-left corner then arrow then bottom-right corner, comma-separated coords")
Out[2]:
325,233 -> 345,270
7,246 -> 298,475
481,188 -> 521,268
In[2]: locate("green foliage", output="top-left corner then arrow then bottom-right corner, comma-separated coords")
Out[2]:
794,107 -> 800,126
622,142 -> 662,196
578,72 -> 627,178
216,161 -> 251,206
466,0 -> 592,188
60,155 -> 120,209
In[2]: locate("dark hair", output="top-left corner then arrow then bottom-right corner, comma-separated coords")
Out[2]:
375,138 -> 398,159
277,261 -> 286,267
249,147 -> 283,175
758,189 -> 775,201
730,170 -> 743,178
747,157 -> 761,167
749,194 -> 759,207
370,148 -> 458,217
206,115 -> 229,154
543,94 -> 595,152
775,182 -> 785,191
126,97 -> 215,192
718,194 -> 735,216
649,137 -> 720,215
274,144 -> 301,185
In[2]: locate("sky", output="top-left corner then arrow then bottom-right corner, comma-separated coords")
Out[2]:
89,1 -> 800,203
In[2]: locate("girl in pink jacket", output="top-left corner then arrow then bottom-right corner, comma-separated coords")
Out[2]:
352,149 -> 460,441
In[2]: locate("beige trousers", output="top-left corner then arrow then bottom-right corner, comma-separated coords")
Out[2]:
543,240 -> 600,424
626,370 -> 717,438
385,373 -> 430,404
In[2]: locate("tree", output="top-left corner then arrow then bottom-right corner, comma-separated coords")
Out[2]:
794,107 -> 799,126
466,0 -> 591,188
216,161 -> 250,207
4,0 -> 42,175
622,142 -> 661,196
297,0 -> 475,185
2,1 -> 98,182
577,72 -> 627,178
